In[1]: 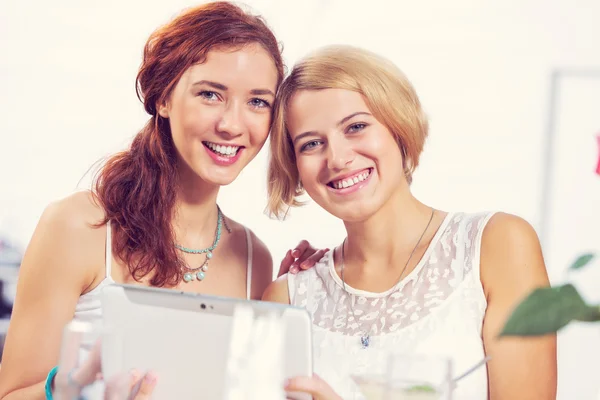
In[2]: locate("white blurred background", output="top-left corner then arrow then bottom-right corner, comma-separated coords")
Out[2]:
0,0 -> 599,397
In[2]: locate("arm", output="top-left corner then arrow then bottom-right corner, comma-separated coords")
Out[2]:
480,213 -> 557,400
247,231 -> 274,300
261,274 -> 290,304
0,194 -> 102,400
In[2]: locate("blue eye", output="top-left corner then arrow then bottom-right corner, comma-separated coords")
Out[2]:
249,98 -> 271,109
198,91 -> 219,101
347,123 -> 367,133
300,140 -> 322,152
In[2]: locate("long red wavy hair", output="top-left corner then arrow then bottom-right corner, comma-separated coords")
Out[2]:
93,2 -> 284,287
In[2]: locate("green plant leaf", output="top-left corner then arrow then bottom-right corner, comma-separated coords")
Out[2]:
577,305 -> 600,322
499,284 -> 599,337
569,253 -> 595,271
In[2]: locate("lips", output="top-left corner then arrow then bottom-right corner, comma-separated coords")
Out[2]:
202,141 -> 244,166
202,141 -> 241,158
328,168 -> 372,189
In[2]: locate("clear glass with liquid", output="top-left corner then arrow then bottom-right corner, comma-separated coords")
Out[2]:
53,320 -> 129,400
352,354 -> 453,400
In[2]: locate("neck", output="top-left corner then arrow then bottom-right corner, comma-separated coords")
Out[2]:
342,189 -> 435,272
172,164 -> 222,245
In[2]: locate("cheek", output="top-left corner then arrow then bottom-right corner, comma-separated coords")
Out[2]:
172,101 -> 211,136
296,159 -> 321,188
178,115 -> 201,136
360,132 -> 403,166
247,114 -> 271,144
360,133 -> 388,153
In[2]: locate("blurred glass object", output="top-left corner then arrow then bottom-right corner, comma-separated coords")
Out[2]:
352,353 -> 453,400
54,320 -> 129,400
224,304 -> 287,400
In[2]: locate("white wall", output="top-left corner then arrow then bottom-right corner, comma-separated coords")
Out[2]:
541,72 -> 600,400
1,0 -> 599,397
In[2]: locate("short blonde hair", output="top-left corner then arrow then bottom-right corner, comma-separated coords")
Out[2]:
267,45 -> 429,219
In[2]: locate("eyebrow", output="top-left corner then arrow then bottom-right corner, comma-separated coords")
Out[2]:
292,111 -> 372,145
192,80 -> 227,91
192,80 -> 275,97
250,88 -> 275,97
338,111 -> 371,126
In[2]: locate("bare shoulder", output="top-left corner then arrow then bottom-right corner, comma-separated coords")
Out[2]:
482,212 -> 539,244
478,216 -> 556,398
221,217 -> 273,270
247,228 -> 274,299
43,190 -> 105,228
0,191 -> 107,397
31,190 -> 107,288
222,216 -> 274,299
262,274 -> 290,304
480,212 -> 549,299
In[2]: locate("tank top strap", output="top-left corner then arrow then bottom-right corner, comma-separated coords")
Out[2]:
243,226 -> 253,300
105,220 -> 112,279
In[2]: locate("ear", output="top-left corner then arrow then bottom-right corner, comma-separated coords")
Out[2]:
157,101 -> 170,118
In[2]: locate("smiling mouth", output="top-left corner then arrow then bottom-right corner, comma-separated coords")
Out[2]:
327,168 -> 373,189
202,141 -> 242,158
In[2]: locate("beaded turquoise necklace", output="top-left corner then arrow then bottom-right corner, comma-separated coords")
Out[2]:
175,206 -> 230,283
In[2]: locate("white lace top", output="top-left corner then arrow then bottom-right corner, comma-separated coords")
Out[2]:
288,211 -> 495,400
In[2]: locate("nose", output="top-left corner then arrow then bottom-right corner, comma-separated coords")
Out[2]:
326,136 -> 354,171
216,101 -> 244,138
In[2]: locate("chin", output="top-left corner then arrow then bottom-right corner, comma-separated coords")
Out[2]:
317,200 -> 378,223
199,171 -> 241,187
336,209 -> 376,223
181,161 -> 241,187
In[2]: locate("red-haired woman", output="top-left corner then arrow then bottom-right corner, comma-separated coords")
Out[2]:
0,2 -> 324,399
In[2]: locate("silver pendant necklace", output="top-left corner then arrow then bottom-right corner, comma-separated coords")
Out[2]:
339,207 -> 435,349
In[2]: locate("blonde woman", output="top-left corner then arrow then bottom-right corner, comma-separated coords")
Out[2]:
263,45 -> 556,399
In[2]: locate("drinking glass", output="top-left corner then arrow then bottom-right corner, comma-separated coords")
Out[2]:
352,353 -> 453,400
53,320 -> 129,400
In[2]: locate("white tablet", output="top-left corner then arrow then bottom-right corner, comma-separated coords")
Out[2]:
100,283 -> 312,400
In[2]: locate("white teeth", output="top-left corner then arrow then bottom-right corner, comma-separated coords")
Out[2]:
206,142 -> 240,157
332,169 -> 371,189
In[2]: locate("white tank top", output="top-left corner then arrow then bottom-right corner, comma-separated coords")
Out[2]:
288,211 -> 495,400
73,221 -> 255,325
70,222 -> 254,399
